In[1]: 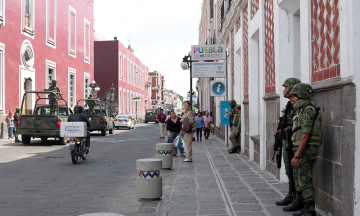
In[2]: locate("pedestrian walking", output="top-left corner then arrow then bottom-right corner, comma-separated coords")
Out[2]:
195,112 -> 205,141
180,101 -> 196,162
166,111 -> 185,157
203,112 -> 212,139
6,109 -> 15,139
156,109 -> 166,139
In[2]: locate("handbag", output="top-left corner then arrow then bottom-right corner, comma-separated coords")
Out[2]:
183,119 -> 192,133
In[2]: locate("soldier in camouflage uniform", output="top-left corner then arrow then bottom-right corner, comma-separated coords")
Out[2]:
229,104 -> 241,154
85,94 -> 96,115
227,99 -> 237,129
275,78 -> 302,208
288,83 -> 323,216
48,80 -> 61,115
14,107 -> 21,142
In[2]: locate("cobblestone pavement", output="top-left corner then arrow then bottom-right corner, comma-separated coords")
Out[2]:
0,124 -> 326,216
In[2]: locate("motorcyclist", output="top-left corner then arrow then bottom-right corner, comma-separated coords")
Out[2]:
67,105 -> 92,153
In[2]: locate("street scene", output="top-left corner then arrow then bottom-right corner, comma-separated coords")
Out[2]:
0,0 -> 360,216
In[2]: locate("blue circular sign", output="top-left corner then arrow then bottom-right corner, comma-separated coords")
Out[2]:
211,82 -> 225,96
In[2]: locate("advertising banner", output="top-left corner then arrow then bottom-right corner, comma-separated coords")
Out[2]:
191,44 -> 226,61
220,101 -> 230,125
210,81 -> 226,97
192,62 -> 226,78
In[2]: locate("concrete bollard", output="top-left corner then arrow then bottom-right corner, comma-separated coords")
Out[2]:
156,143 -> 173,169
172,146 -> 177,156
136,158 -> 162,199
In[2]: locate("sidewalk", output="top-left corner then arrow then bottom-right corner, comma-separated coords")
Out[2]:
154,136 -> 327,216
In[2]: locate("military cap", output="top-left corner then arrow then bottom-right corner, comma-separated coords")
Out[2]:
235,104 -> 241,109
52,79 -> 57,83
290,83 -> 313,99
16,107 -> 21,112
282,78 -> 301,90
229,100 -> 237,106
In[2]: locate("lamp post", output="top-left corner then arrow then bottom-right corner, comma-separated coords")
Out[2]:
133,96 -> 140,120
88,80 -> 100,98
180,51 -> 193,110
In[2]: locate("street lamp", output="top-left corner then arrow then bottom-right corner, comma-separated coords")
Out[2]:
133,96 -> 140,120
88,80 -> 100,98
180,51 -> 193,109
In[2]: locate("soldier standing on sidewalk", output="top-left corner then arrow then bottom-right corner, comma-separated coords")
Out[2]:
229,104 -> 241,154
227,99 -> 237,129
288,83 -> 323,216
275,78 -> 301,208
14,107 -> 21,142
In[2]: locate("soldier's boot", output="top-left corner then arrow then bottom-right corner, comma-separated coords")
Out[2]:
276,192 -> 293,206
303,202 -> 316,216
15,139 -> 21,142
228,147 -> 236,154
236,146 -> 241,154
283,192 -> 304,212
292,203 -> 307,216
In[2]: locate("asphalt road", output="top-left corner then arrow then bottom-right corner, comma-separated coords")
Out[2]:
0,123 -> 162,216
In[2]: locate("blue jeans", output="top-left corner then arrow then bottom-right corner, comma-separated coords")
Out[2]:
196,128 -> 203,140
167,131 -> 183,154
8,127 -> 15,138
85,133 -> 90,148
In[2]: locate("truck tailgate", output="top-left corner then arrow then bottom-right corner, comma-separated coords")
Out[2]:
20,115 -> 58,129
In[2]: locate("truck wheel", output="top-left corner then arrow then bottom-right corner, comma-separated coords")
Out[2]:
22,135 -> 31,145
58,137 -> 66,145
109,127 -> 114,134
41,137 -> 48,142
145,121 -> 148,123
101,129 -> 106,136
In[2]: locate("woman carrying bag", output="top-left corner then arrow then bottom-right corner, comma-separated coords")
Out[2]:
166,111 -> 185,157
180,100 -> 197,162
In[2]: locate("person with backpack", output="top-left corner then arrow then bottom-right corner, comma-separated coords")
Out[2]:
180,100 -> 196,162
287,83 -> 323,216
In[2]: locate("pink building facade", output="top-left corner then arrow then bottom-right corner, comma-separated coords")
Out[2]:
94,39 -> 150,118
0,0 -> 94,131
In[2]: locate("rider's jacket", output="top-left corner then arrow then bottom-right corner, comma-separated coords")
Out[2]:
68,113 -> 91,127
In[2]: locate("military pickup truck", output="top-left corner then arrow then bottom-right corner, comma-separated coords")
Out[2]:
145,109 -> 158,123
17,91 -> 71,145
78,98 -> 114,136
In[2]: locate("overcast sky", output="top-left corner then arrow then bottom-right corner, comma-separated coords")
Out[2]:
94,0 -> 202,98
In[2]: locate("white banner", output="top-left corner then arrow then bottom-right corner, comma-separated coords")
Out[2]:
210,81 -> 226,97
190,44 -> 226,61
191,62 -> 226,78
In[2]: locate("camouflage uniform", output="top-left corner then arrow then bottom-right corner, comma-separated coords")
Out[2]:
229,104 -> 241,149
290,83 -> 323,216
14,107 -> 21,142
228,100 -> 237,130
86,94 -> 96,115
48,80 -> 61,115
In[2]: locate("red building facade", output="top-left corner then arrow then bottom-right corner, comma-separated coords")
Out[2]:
94,39 -> 150,118
149,71 -> 165,108
0,0 -> 94,122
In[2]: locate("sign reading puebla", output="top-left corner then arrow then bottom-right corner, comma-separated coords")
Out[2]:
191,44 -> 226,61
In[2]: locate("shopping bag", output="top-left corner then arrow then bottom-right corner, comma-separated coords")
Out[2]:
172,135 -> 181,148
179,136 -> 187,153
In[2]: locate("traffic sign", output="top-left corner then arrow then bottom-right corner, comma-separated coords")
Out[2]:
210,81 -> 226,97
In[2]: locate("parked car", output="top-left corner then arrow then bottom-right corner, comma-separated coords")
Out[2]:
114,114 -> 135,130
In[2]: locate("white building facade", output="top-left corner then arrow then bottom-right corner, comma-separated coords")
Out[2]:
197,0 -> 360,215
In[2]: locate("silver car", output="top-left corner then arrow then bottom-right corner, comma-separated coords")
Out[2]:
114,114 -> 135,130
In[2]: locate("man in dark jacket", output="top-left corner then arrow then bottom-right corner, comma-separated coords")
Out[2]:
68,105 -> 92,153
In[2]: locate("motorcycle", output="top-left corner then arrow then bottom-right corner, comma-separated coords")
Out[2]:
67,137 -> 87,164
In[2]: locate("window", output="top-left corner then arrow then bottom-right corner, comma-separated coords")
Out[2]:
46,0 -> 57,47
123,90 -> 126,114
130,92 -> 132,114
133,65 -> 135,85
22,0 -> 35,37
127,91 -> 130,113
84,18 -> 90,63
84,73 -> 90,98
0,0 -> 5,25
130,62 -> 133,84
0,43 -> 3,111
119,89 -> 122,113
68,6 -> 76,57
68,68 -> 76,108
127,59 -> 130,82
119,53 -> 122,80
46,60 -> 56,89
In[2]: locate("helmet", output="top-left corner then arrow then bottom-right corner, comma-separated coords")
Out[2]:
89,94 -> 94,98
16,107 -> 21,112
290,83 -> 313,99
229,100 -> 236,106
235,104 -> 241,110
52,79 -> 57,84
282,78 -> 301,89
74,105 -> 83,113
